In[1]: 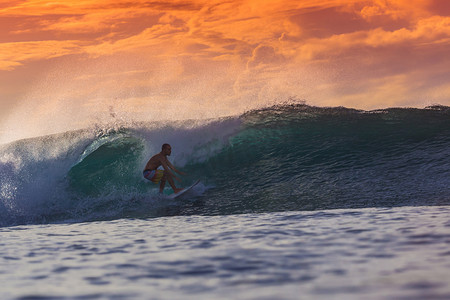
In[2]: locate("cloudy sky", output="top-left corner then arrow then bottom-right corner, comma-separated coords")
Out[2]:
1,0 -> 449,142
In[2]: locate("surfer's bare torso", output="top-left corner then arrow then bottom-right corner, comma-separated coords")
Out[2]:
144,153 -> 167,171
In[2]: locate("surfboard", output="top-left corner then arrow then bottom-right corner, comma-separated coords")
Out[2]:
167,179 -> 200,199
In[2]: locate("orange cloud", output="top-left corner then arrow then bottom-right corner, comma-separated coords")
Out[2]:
356,0 -> 431,20
290,14 -> 450,62
0,40 -> 82,70
2,0 -> 447,69
1,0 -> 449,143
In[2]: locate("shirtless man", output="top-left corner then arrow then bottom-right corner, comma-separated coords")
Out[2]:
143,144 -> 186,194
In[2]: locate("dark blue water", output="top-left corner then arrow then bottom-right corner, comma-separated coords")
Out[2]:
1,104 -> 448,226
1,104 -> 449,299
1,207 -> 450,300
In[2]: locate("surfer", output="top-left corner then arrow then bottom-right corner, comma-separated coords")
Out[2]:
143,143 -> 186,194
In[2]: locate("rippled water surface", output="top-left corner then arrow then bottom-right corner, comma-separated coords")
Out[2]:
1,206 -> 449,300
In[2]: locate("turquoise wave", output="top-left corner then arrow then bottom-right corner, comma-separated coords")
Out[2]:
1,104 -> 449,226
186,104 -> 450,214
68,135 -> 145,196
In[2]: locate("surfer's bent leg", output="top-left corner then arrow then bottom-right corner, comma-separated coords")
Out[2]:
163,170 -> 182,194
159,172 -> 167,194
143,169 -> 168,194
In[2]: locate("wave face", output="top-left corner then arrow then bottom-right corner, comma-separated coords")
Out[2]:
1,105 -> 449,226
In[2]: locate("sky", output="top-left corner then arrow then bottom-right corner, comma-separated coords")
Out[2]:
1,0 -> 450,143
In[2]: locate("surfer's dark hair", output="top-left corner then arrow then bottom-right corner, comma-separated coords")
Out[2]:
162,143 -> 171,150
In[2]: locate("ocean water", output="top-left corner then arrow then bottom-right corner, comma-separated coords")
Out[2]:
1,104 -> 450,299
1,207 -> 450,300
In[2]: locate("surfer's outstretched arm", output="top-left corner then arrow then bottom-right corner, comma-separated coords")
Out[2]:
161,160 -> 182,182
166,160 -> 187,176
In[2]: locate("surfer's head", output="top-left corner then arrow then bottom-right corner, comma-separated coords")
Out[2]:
162,143 -> 172,156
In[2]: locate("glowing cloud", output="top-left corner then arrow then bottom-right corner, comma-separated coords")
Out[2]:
0,0 -> 449,143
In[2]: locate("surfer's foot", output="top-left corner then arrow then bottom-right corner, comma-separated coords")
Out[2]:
174,188 -> 183,194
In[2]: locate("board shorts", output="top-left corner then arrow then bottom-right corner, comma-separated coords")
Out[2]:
143,169 -> 164,183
